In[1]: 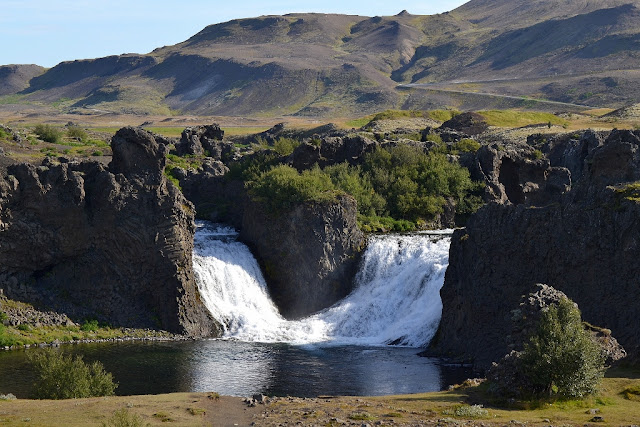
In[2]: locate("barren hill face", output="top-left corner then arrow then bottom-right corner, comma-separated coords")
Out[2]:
4,0 -> 640,117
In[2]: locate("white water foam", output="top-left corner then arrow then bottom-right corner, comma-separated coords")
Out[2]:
193,221 -> 451,347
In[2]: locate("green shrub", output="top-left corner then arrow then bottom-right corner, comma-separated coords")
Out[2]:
453,404 -> 488,418
453,138 -> 481,153
81,319 -> 99,332
363,145 -> 481,221
517,298 -> 606,398
249,165 -> 340,211
101,408 -> 147,427
623,385 -> 640,400
272,137 -> 300,156
34,124 -> 63,143
324,162 -> 385,216
66,126 -> 88,142
226,151 -> 280,181
28,349 -> 117,399
533,149 -> 544,160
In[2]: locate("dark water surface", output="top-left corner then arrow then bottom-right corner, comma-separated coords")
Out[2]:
0,340 -> 471,398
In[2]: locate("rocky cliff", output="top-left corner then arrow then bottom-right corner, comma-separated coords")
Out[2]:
435,129 -> 640,369
0,127 -> 220,336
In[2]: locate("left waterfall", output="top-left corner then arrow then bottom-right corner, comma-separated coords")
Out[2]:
192,222 -> 285,341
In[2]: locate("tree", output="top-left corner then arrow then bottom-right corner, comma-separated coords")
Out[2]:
517,297 -> 606,398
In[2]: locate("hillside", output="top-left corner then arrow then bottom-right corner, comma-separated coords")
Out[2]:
3,0 -> 640,117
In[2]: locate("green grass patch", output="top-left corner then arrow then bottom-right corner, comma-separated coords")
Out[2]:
101,408 -> 146,427
0,320 -> 174,348
477,110 -> 568,128
348,412 -> 376,421
622,385 -> 640,400
426,109 -> 460,122
345,116 -> 374,128
615,182 -> 640,203
187,407 -> 206,416
143,127 -> 184,137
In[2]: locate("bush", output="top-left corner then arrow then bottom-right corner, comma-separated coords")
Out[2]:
249,165 -> 340,212
517,298 -> 605,398
81,319 -> 99,332
272,137 -> 300,156
66,126 -> 88,142
28,349 -> 117,399
453,138 -> 481,153
34,124 -> 63,143
101,408 -> 146,427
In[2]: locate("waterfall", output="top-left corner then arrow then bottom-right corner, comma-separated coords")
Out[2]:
193,221 -> 451,347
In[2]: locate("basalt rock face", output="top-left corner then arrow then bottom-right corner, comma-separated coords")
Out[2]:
0,127 -> 220,337
239,194 -> 365,319
436,129 -> 640,369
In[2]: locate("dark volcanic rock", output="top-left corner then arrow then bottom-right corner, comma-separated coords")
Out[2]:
240,194 -> 365,319
435,129 -> 640,368
466,141 -> 572,205
0,127 -> 220,336
176,124 -> 235,161
289,134 -> 377,170
440,112 -> 489,136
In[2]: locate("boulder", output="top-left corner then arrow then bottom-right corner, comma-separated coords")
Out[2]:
175,124 -> 235,160
439,112 -> 489,136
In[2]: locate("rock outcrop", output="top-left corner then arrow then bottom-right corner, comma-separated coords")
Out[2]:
0,127 -> 220,336
289,134 -> 377,170
175,124 -> 236,161
240,194 -> 365,319
440,112 -> 489,136
435,129 -> 640,368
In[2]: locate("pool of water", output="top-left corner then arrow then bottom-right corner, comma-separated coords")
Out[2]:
0,340 -> 471,398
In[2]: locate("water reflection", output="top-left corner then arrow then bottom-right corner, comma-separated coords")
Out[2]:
0,340 -> 471,398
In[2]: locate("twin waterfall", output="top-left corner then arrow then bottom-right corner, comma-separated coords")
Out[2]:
193,222 -> 451,347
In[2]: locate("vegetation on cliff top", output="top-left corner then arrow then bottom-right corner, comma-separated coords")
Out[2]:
246,144 -> 483,231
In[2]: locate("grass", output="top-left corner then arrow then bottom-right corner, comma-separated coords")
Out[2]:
1,376 -> 640,425
614,182 -> 640,203
477,110 -> 568,127
0,392 -> 244,426
0,298 -> 175,347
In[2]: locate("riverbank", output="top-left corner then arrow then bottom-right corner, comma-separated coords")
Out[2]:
1,374 -> 640,426
0,296 -> 186,351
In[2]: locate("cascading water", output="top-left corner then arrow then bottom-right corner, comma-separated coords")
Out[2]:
193,221 -> 451,347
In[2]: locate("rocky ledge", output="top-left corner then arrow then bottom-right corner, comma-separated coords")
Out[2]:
0,127 -> 220,337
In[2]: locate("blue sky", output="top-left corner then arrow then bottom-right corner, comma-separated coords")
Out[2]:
2,0 -> 468,68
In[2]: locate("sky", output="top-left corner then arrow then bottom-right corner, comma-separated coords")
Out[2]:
2,0 -> 468,68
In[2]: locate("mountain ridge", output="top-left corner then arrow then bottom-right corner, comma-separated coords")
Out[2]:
3,0 -> 640,117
